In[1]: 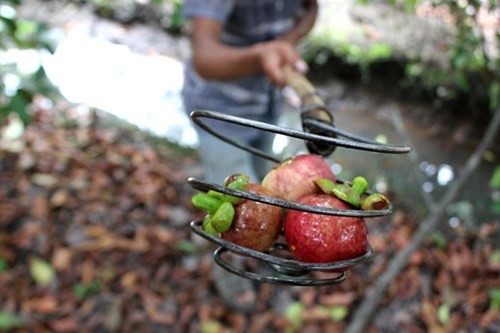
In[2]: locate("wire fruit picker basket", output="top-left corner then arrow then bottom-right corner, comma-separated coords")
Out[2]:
187,66 -> 412,286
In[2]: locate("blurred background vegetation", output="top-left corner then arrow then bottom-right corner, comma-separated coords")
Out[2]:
1,0 -> 498,212
1,0 -> 498,123
1,0 -> 58,124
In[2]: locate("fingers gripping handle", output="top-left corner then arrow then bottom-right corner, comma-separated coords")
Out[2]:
283,65 -> 337,156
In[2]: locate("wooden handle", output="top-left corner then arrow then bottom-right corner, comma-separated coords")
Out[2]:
283,64 -> 333,125
283,64 -> 337,156
283,65 -> 325,107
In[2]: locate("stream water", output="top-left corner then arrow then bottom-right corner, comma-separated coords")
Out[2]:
276,80 -> 498,228
13,0 -> 499,228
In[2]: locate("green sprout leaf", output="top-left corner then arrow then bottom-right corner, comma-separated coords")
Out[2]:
285,302 -> 304,331
329,305 -> 349,321
0,311 -> 24,330
429,232 -> 448,249
202,215 -> 219,236
73,279 -> 102,300
223,173 -> 249,204
489,250 -> 500,265
489,166 -> 500,190
210,201 -> 235,233
315,178 -> 337,194
332,177 -> 368,208
0,257 -> 8,272
489,288 -> 500,311
175,240 -> 197,254
191,193 -> 224,214
437,303 -> 450,327
30,258 -> 55,286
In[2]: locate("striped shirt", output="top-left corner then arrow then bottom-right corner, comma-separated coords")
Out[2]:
181,0 -> 305,139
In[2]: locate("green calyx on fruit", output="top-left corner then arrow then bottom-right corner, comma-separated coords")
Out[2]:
222,174 -> 249,204
314,176 -> 390,210
314,178 -> 337,193
202,215 -> 219,236
333,176 -> 368,208
210,201 -> 235,233
192,174 -> 249,235
191,193 -> 224,214
361,193 -> 390,210
314,176 -> 367,208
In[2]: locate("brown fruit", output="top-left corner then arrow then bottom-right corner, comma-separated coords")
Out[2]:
222,183 -> 283,252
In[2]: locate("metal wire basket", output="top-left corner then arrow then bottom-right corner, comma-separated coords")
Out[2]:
187,67 -> 412,285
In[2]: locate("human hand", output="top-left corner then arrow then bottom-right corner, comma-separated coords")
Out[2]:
253,40 -> 308,87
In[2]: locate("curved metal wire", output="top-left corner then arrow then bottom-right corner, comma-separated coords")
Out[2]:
191,220 -> 373,285
190,110 -> 412,163
187,108 -> 409,285
188,177 -> 392,218
214,247 -> 348,286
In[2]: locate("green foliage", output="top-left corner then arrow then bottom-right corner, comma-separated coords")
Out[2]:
1,0 -> 186,126
88,0 -> 185,32
406,0 -> 498,111
437,303 -> 451,327
490,250 -> 500,266
0,257 -> 8,272
0,311 -> 24,330
336,42 -> 394,65
285,302 -> 304,333
489,288 -> 500,311
284,302 -> 350,333
0,0 -> 58,125
199,320 -> 226,333
329,305 -> 349,321
490,166 -> 500,214
358,0 -> 419,12
166,0 -> 184,31
29,258 -> 56,286
429,232 -> 448,249
175,239 -> 198,253
73,279 -> 102,300
490,166 -> 500,190
309,0 -> 498,113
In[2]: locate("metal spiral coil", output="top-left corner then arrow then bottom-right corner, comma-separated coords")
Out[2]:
188,109 -> 412,285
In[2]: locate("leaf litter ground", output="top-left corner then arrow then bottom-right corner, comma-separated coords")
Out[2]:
0,102 -> 499,333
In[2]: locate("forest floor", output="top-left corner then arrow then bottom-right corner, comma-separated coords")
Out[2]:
0,97 -> 499,333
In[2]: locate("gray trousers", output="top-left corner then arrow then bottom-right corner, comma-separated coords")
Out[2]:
186,89 -> 281,184
194,126 -> 275,184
